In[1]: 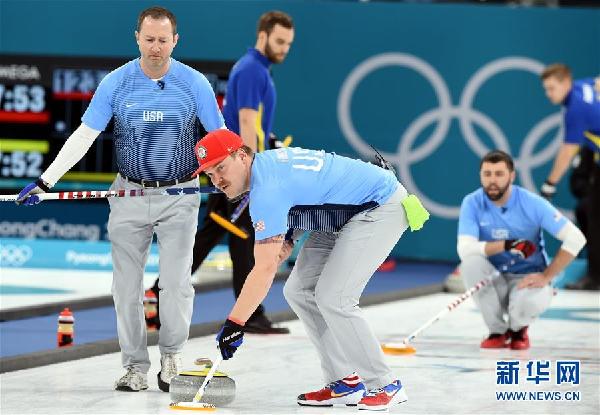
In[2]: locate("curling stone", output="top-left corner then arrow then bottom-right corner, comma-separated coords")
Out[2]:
194,357 -> 213,367
169,368 -> 236,406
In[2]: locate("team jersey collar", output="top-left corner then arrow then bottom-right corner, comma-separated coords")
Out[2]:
135,57 -> 173,82
483,184 -> 517,212
249,153 -> 260,194
562,85 -> 574,107
248,48 -> 271,68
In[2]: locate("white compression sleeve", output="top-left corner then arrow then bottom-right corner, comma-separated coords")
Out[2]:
40,123 -> 101,187
457,235 -> 486,261
555,221 -> 587,257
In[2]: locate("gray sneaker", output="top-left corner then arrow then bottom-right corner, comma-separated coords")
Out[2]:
157,353 -> 182,392
115,367 -> 148,392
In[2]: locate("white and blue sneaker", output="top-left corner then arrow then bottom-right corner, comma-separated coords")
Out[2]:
297,372 -> 366,406
358,379 -> 408,411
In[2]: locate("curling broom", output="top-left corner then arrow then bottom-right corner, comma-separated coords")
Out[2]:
170,355 -> 224,411
382,271 -> 499,355
0,186 -> 219,202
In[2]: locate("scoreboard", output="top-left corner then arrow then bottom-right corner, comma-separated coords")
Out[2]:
0,54 -> 232,189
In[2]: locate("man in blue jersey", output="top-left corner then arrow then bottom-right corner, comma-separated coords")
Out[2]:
189,11 -> 295,334
458,150 -> 586,350
15,7 -> 224,392
539,64 -> 600,290
193,129 -> 430,411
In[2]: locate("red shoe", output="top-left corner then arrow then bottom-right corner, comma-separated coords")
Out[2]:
297,373 -> 366,407
357,380 -> 408,411
510,327 -> 530,350
480,331 -> 510,348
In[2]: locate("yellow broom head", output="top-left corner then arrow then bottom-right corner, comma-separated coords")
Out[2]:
381,342 -> 417,355
209,212 -> 248,239
170,401 -> 216,411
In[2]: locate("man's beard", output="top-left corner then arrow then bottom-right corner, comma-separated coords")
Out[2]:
265,40 -> 285,64
484,183 -> 509,201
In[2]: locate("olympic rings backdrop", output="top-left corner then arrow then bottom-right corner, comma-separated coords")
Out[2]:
1,1 -> 599,261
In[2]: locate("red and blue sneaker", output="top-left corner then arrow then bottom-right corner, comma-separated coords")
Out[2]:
358,379 -> 408,411
297,373 -> 366,407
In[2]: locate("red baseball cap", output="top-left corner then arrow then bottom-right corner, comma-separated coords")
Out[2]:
193,129 -> 244,176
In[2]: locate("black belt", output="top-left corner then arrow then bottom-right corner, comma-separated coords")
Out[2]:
122,173 -> 195,188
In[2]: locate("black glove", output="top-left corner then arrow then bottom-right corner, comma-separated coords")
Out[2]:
15,178 -> 50,206
216,319 -> 244,360
540,180 -> 556,200
505,239 -> 536,259
268,132 -> 281,149
268,132 -> 292,149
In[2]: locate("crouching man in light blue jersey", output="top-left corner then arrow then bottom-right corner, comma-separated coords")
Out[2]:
458,151 -> 586,351
15,7 -> 224,392
193,129 -> 429,411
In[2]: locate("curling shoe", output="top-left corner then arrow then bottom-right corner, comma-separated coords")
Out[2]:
297,372 -> 366,407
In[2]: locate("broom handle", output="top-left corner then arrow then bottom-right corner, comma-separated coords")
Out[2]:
0,186 -> 219,202
403,271 -> 499,344
193,355 -> 224,403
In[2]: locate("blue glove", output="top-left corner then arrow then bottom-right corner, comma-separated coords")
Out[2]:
216,319 -> 244,360
16,179 -> 50,206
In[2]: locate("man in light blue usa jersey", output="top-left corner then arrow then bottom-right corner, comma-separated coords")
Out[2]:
457,150 -> 586,351
192,129 -> 430,411
16,7 -> 224,392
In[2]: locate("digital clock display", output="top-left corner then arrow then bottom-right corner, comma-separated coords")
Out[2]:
0,151 -> 43,177
0,84 -> 46,112
0,55 -> 232,188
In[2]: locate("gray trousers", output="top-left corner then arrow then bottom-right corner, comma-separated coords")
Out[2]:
460,255 -> 553,334
107,174 -> 199,373
283,186 -> 409,390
